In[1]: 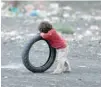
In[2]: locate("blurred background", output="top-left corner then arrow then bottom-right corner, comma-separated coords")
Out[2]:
1,1 -> 101,87
1,1 -> 101,34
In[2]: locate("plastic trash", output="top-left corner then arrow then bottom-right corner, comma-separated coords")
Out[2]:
63,6 -> 72,11
1,2 -> 5,9
49,3 -> 59,9
9,7 -> 19,13
30,10 -> 38,16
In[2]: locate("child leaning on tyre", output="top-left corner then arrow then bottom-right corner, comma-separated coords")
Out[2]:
39,21 -> 71,74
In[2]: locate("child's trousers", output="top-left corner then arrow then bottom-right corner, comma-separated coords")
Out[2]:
53,46 -> 71,74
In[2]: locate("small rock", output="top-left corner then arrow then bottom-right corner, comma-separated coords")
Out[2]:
78,78 -> 82,81
3,41 -> 7,44
4,76 -> 8,79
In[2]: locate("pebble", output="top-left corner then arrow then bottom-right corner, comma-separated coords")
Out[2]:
4,76 -> 8,79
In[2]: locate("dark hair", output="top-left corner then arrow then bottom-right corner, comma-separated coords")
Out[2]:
38,21 -> 53,33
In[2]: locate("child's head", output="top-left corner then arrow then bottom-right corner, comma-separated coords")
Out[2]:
38,21 -> 53,33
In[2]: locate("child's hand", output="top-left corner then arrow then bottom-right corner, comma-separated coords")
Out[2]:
40,33 -> 44,37
40,32 -> 50,39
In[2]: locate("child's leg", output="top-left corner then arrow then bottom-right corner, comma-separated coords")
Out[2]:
53,58 -> 66,74
53,47 -> 71,74
63,47 -> 71,72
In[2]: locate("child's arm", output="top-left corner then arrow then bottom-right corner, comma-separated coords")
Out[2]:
40,31 -> 52,39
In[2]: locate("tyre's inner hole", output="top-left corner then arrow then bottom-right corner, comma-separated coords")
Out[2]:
29,40 -> 50,67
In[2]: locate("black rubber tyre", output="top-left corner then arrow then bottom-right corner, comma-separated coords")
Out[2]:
22,33 -> 56,73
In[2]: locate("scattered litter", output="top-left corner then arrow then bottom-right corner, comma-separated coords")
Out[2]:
63,6 -> 72,11
91,37 -> 101,41
77,28 -> 81,30
94,16 -> 101,21
51,17 -> 59,22
80,14 -> 93,21
49,3 -> 59,9
73,33 -> 84,40
1,2 -> 5,9
77,35 -> 84,40
89,25 -> 100,30
63,13 -> 70,18
78,66 -> 87,68
84,30 -> 92,36
43,18 -> 51,22
16,35 -> 23,40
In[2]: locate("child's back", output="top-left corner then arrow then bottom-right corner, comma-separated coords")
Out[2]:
41,29 -> 67,49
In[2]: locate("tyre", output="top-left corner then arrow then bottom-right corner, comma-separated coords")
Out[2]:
22,33 -> 56,73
